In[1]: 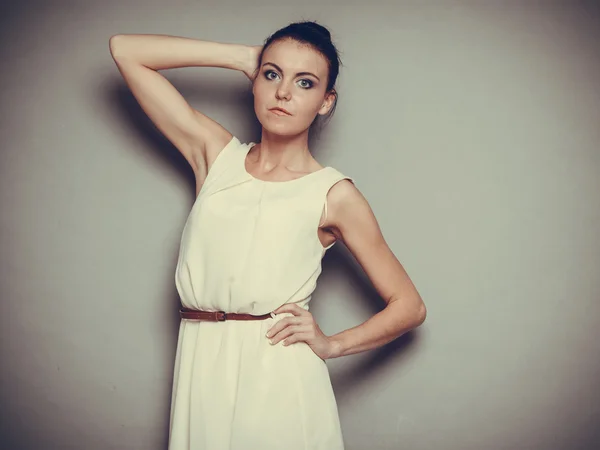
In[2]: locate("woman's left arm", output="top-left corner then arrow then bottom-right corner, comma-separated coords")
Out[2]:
269,180 -> 427,359
324,179 -> 427,358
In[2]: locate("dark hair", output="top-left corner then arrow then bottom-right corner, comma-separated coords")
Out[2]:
254,20 -> 343,128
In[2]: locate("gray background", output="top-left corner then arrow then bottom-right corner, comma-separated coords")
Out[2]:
1,0 -> 599,449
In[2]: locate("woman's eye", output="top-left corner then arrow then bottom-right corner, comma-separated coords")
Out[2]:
264,71 -> 312,89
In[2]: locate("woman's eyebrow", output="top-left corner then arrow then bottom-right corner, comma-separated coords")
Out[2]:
263,62 -> 320,81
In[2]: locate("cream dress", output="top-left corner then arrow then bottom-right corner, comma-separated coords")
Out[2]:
168,136 -> 353,449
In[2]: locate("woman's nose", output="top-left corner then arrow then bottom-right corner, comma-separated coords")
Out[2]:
276,83 -> 291,100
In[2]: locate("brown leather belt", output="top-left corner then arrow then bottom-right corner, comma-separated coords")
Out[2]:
179,307 -> 273,321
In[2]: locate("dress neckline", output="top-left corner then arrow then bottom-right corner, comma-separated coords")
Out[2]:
243,142 -> 330,184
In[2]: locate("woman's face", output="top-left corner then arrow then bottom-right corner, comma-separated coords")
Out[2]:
252,38 -> 335,136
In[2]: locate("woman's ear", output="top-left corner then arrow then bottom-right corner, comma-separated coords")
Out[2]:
319,90 -> 336,115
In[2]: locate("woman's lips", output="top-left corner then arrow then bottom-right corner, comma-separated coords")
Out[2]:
269,108 -> 291,116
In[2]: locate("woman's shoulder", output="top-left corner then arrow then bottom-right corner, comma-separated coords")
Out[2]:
204,129 -> 236,169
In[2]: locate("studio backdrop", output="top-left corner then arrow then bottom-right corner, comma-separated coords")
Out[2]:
1,1 -> 599,449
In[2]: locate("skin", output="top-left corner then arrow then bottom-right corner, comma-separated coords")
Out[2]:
248,39 -> 428,359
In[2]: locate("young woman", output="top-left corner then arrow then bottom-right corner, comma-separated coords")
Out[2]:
109,21 -> 426,450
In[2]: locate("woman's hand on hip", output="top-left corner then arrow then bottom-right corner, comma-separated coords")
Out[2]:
266,303 -> 336,360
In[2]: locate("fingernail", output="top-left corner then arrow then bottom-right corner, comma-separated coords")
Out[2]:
268,339 -> 273,345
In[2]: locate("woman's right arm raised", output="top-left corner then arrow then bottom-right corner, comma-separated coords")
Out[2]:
108,34 -> 259,179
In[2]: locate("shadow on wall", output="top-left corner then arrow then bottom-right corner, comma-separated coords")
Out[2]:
101,77 -> 257,195
319,247 -> 421,404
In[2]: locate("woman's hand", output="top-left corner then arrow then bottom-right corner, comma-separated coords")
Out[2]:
242,45 -> 263,81
266,303 -> 338,360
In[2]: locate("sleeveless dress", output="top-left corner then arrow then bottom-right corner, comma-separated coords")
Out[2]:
168,136 -> 353,450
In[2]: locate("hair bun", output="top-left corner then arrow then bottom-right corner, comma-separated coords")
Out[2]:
299,21 -> 332,41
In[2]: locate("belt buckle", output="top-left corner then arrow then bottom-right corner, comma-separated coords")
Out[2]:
215,311 -> 227,321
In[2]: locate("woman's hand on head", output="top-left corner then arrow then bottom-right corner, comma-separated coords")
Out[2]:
243,45 -> 263,81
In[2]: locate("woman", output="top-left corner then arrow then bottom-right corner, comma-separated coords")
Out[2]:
109,21 -> 426,450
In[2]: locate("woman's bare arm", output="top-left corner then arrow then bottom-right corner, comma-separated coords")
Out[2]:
108,34 -> 258,179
